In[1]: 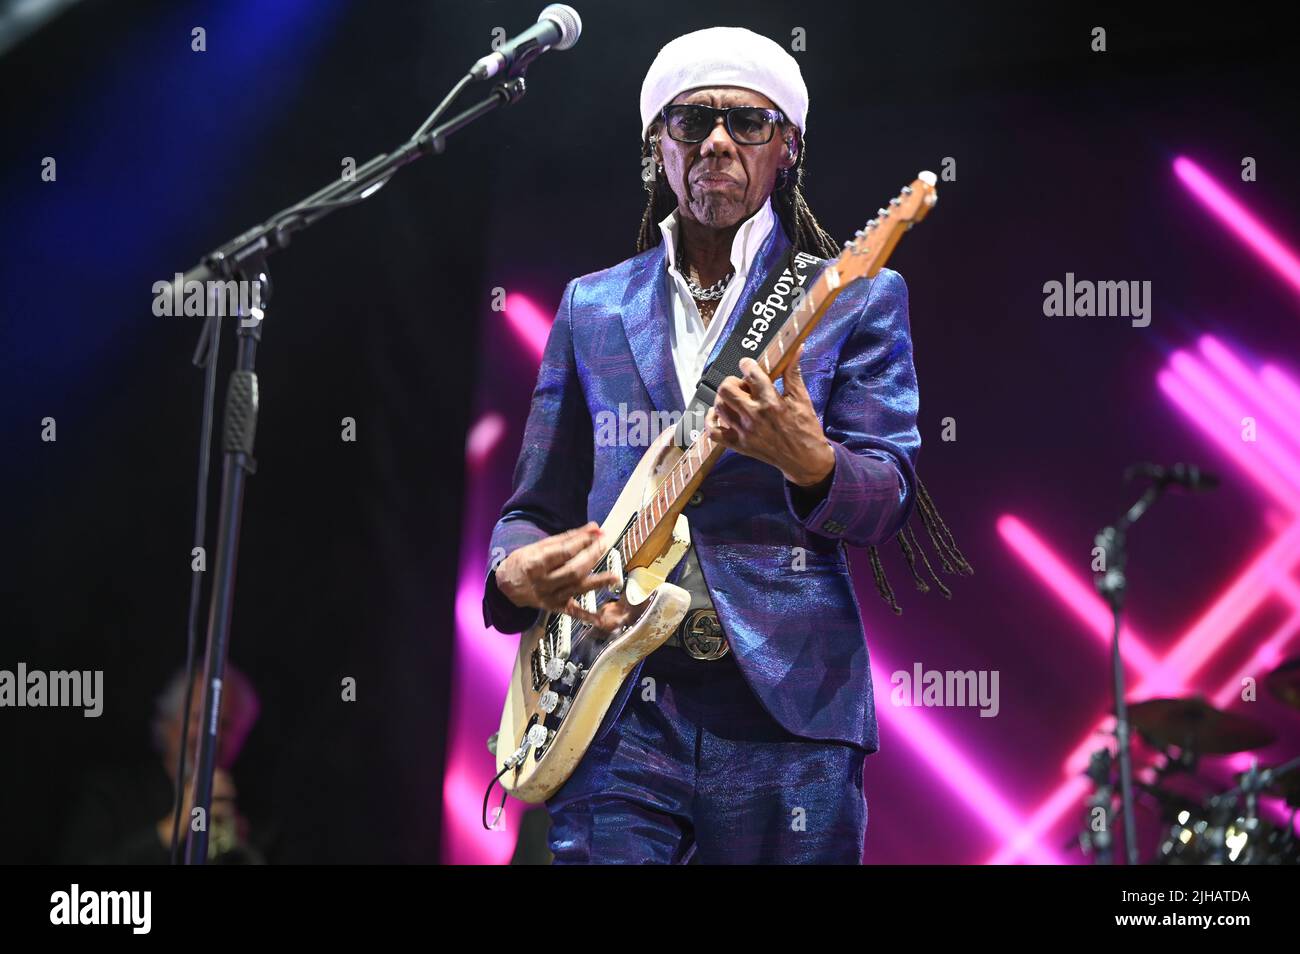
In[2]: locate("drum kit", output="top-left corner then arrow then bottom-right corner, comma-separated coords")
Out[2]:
1078,464 -> 1299,864
1080,658 -> 1300,864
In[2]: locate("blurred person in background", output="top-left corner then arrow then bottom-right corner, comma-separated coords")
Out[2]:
60,664 -> 266,864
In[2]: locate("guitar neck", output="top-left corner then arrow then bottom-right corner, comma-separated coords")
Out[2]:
617,260 -> 854,570
615,171 -> 938,572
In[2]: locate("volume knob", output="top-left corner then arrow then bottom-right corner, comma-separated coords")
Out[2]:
543,656 -> 566,681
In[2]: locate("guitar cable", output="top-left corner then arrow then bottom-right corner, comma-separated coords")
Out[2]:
481,727 -> 545,830
482,766 -> 512,832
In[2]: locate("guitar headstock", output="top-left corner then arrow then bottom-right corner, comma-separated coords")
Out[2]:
835,171 -> 938,283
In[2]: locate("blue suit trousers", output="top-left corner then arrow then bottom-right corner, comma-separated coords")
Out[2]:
545,646 -> 868,864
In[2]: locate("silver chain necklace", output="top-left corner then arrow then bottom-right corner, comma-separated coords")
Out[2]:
681,256 -> 734,301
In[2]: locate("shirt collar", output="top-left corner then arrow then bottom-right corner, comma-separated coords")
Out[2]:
657,196 -> 775,279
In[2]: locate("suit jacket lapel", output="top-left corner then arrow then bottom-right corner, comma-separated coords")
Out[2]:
619,244 -> 685,415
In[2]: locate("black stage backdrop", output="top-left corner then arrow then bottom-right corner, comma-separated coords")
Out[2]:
2,0 -> 1299,864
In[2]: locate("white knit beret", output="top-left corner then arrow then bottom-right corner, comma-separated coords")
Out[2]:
639,27 -> 809,142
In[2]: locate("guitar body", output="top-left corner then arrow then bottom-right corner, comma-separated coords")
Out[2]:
495,425 -> 693,803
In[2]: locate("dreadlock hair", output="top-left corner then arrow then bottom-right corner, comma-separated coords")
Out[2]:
635,122 -> 973,613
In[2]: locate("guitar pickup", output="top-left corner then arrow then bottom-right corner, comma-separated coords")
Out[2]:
607,546 -> 624,597
530,645 -> 545,692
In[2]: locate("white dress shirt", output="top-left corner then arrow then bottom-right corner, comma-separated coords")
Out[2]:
656,198 -> 777,612
659,197 -> 776,408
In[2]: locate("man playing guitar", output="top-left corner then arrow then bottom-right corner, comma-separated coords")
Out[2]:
483,26 -> 962,863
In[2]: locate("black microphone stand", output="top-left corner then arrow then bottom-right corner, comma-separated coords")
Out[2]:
177,71 -> 529,865
1093,479 -> 1166,865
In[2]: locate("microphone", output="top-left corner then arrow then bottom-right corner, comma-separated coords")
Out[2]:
1124,462 -> 1221,492
470,4 -> 582,81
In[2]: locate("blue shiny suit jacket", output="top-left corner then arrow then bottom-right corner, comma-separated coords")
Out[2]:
483,221 -> 920,754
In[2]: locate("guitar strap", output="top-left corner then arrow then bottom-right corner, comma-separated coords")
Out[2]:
673,245 -> 825,449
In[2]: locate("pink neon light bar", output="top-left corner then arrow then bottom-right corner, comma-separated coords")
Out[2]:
1173,156 -> 1300,296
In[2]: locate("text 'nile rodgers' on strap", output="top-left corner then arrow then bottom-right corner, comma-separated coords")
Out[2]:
673,247 -> 824,449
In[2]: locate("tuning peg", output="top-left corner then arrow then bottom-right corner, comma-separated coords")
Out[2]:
877,208 -> 890,218
889,197 -> 900,206
866,219 -> 878,229
901,186 -> 913,195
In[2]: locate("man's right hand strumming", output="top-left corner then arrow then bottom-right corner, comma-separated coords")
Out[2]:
495,522 -> 633,632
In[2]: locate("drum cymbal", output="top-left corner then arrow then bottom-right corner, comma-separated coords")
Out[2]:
1264,657 -> 1300,711
1129,697 -> 1277,754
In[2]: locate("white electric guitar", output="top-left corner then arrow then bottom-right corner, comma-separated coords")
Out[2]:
493,172 -> 939,802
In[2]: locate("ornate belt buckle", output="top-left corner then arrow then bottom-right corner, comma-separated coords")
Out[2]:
681,608 -> 729,661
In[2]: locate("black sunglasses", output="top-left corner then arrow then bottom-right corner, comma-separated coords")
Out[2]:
660,104 -> 786,145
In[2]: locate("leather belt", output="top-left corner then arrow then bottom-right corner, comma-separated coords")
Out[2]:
663,608 -> 730,661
